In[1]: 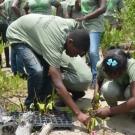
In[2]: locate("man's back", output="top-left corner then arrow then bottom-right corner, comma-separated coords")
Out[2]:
7,14 -> 80,68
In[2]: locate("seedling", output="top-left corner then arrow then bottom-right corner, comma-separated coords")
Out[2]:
86,93 -> 110,135
33,84 -> 56,116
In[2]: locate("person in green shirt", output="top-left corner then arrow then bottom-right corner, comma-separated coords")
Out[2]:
104,0 -> 124,30
57,1 -> 91,101
6,14 -> 90,125
61,51 -> 92,100
23,0 -> 61,16
92,49 -> 135,118
60,0 -> 83,20
75,0 -> 106,88
60,0 -> 67,18
0,0 -> 22,23
0,8 -> 10,68
0,0 -> 27,79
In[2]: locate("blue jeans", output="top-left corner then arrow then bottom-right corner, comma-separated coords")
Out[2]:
11,49 -> 25,74
11,43 -> 53,105
7,21 -> 25,74
88,32 -> 102,84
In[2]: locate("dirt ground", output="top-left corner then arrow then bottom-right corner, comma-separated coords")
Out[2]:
2,68 -> 135,135
1,52 -> 135,135
50,89 -> 135,135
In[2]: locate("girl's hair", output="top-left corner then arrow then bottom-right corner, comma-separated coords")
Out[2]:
101,49 -> 131,75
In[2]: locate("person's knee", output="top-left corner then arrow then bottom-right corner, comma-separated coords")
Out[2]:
89,51 -> 99,57
102,81 -> 118,99
124,85 -> 131,100
29,68 -> 43,78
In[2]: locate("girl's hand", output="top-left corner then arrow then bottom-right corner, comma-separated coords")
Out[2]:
94,108 -> 111,118
75,15 -> 89,22
75,17 -> 84,22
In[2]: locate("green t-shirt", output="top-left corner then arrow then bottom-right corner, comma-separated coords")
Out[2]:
81,0 -> 104,32
66,0 -> 83,19
104,0 -> 124,24
0,0 -> 22,21
96,58 -> 135,87
6,14 -> 80,68
61,51 -> 92,91
23,0 -> 58,14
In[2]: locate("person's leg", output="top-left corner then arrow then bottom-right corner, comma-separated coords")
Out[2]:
68,89 -> 85,101
1,24 -> 10,67
16,55 -> 25,74
0,31 -> 2,68
11,49 -> 17,74
0,54 -> 2,68
88,32 -> 102,85
102,81 -> 126,107
4,47 -> 10,67
11,43 -> 52,106
35,54 -> 53,101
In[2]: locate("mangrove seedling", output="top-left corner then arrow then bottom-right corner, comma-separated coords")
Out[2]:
86,93 -> 110,135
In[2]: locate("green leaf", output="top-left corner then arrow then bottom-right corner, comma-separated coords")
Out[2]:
95,117 -> 103,121
30,103 -> 34,109
91,118 -> 95,131
47,95 -> 51,98
38,103 -> 45,110
86,121 -> 90,130
95,93 -> 100,100
104,117 -> 110,121
94,119 -> 98,126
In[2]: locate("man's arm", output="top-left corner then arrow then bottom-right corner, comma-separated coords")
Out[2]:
54,2 -> 62,16
75,0 -> 81,12
65,9 -> 72,18
22,1 -> 29,15
12,0 -> 22,18
0,10 -> 6,19
49,66 -> 90,125
0,3 -> 6,19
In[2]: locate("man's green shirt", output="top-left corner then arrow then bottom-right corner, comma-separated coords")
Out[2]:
6,14 -> 80,68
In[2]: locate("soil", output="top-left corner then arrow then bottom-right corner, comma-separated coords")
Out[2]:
50,89 -> 135,135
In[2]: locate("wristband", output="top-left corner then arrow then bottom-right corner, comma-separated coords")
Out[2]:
4,16 -> 7,20
4,16 -> 9,20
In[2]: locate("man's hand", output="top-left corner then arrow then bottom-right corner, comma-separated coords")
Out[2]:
76,112 -> 90,126
94,108 -> 111,118
49,66 -> 90,125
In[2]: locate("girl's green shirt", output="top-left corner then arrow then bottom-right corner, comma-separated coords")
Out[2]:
23,0 -> 58,14
66,0 -> 83,19
81,0 -> 104,32
0,0 -> 22,21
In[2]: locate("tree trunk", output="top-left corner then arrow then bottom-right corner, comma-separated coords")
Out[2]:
15,112 -> 35,135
